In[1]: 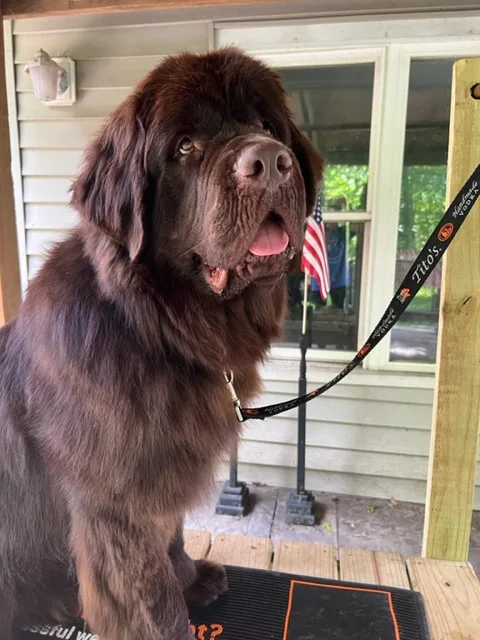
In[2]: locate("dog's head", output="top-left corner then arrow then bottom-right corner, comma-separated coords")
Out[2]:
71,48 -> 323,299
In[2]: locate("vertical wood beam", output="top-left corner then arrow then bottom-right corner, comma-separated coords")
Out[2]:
423,58 -> 480,560
0,8 -> 21,325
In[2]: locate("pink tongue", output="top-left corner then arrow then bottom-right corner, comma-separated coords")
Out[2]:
249,220 -> 289,256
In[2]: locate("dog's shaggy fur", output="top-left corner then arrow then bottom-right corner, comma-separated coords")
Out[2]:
0,48 -> 323,640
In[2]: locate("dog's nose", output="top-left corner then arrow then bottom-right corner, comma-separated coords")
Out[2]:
235,141 -> 292,186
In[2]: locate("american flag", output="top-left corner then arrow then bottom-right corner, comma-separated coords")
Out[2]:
301,196 -> 330,301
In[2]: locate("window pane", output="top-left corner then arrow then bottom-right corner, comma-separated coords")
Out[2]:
281,222 -> 364,351
390,59 -> 455,364
322,164 -> 369,212
279,64 -> 374,212
276,63 -> 374,352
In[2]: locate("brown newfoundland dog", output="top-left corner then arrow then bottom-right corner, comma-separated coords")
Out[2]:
0,48 -> 323,639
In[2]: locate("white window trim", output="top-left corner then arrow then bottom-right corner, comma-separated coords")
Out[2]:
323,212 -> 371,223
372,40 -> 480,372
215,13 -> 480,52
272,346 -> 357,364
260,357 -> 436,390
363,43 -> 410,372
3,20 -> 28,295
214,15 -> 480,375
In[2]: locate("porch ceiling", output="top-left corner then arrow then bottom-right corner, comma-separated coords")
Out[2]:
2,0 -> 480,20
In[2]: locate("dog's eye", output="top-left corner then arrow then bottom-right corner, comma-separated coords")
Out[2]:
262,120 -> 275,136
178,137 -> 195,155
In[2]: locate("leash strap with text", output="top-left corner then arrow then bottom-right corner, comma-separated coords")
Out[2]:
232,164 -> 480,422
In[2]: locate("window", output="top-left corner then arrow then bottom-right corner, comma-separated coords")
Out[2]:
277,63 -> 375,352
285,221 -> 365,350
390,59 -> 455,364
216,17 -> 480,372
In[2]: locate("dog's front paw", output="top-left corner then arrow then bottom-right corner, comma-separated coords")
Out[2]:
184,560 -> 228,607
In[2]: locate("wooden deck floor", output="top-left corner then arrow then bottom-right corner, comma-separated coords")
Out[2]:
184,529 -> 480,640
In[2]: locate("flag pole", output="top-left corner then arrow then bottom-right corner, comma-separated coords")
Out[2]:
286,270 -> 316,525
302,271 -> 309,336
297,271 -> 310,494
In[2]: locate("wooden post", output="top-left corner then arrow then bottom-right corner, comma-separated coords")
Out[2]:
0,9 -> 21,325
423,58 -> 480,561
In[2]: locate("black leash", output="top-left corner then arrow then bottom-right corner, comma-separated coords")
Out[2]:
226,164 -> 480,422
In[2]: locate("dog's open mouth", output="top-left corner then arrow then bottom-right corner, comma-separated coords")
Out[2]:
204,212 -> 290,294
249,211 -> 289,257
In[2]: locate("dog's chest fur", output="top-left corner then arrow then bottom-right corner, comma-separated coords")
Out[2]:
17,234 -> 274,516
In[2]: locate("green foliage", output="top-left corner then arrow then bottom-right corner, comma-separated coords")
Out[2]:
408,287 -> 438,311
398,165 -> 447,251
322,164 -> 369,211
322,521 -> 334,533
322,163 -> 447,245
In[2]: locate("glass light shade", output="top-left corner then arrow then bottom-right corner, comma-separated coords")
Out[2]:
24,49 -> 67,103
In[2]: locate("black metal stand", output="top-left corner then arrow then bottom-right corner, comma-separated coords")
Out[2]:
286,306 -> 316,526
215,441 -> 250,516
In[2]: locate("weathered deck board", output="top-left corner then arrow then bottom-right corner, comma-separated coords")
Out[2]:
272,540 -> 338,579
372,551 -> 411,590
407,557 -> 480,640
339,548 -> 381,584
339,548 -> 411,589
207,533 -> 272,569
184,530 -> 211,560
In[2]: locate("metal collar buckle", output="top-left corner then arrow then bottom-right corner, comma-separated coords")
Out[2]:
224,371 -> 244,422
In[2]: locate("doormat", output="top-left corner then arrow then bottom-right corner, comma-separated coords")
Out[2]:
14,565 -> 431,640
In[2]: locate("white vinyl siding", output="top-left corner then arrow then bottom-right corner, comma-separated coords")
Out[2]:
229,361 -> 435,505
11,19 -> 210,283
5,9 -> 480,507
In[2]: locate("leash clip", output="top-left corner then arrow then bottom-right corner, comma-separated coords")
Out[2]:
224,371 -> 244,422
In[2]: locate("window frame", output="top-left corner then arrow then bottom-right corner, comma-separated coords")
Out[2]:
214,16 -> 480,373
382,41 -> 480,373
248,48 -> 385,365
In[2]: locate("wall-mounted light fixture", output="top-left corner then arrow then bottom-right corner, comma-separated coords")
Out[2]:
24,49 -> 76,106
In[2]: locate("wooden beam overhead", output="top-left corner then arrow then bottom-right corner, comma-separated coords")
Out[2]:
4,0 -> 480,20
2,0 -> 285,20
0,4 -> 22,325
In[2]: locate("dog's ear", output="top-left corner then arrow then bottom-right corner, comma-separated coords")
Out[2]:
70,96 -> 151,261
289,122 -> 324,215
